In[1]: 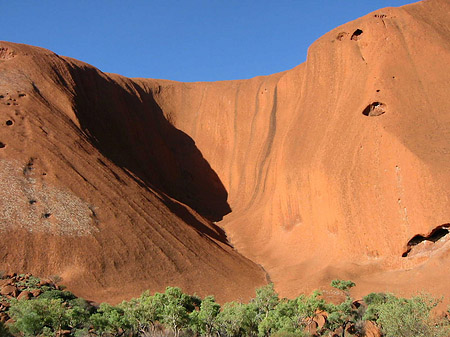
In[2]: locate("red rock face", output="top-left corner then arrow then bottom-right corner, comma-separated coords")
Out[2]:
0,0 -> 450,303
0,43 -> 266,303
146,0 -> 450,301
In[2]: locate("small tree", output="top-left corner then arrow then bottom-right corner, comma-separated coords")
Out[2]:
121,291 -> 162,335
9,298 -> 68,337
325,280 -> 358,337
65,298 -> 92,332
326,297 -> 358,337
242,302 -> 259,337
158,286 -> 196,337
295,291 -> 327,333
258,298 -> 299,337
48,275 -> 62,285
190,295 -> 221,337
252,283 -> 279,322
217,302 -> 248,337
331,280 -> 355,297
362,292 -> 393,322
90,303 -> 130,337
371,294 -> 449,337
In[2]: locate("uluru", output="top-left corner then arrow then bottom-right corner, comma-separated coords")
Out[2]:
0,0 -> 449,306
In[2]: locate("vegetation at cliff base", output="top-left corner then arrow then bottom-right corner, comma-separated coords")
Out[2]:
0,273 -> 449,337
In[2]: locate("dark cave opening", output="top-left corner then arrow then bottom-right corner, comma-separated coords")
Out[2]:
402,225 -> 449,257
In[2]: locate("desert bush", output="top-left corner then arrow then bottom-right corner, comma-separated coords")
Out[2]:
147,287 -> 199,337
0,322 -> 11,337
65,299 -> 92,331
48,275 -> 62,284
121,290 -> 163,335
4,274 -> 450,337
362,292 -> 394,322
330,280 -> 355,296
252,283 -> 279,323
8,298 -> 68,336
367,294 -> 450,337
39,289 -> 76,301
190,295 -> 221,337
270,332 -> 302,337
16,275 -> 41,290
323,280 -> 359,337
89,302 -> 130,336
216,302 -> 249,337
259,298 -> 301,337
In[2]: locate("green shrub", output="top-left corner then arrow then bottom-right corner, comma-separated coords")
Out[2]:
271,331 -> 304,337
4,274 -> 450,337
370,294 -> 449,337
189,295 -> 221,337
362,292 -> 394,321
157,286 -> 198,337
89,303 -> 130,337
16,276 -> 40,289
39,290 -> 76,301
120,290 -> 162,335
252,283 -> 279,322
331,280 -> 356,295
8,298 -> 68,337
0,322 -> 12,337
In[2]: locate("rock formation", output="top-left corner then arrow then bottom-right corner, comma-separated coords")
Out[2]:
0,0 -> 449,303
0,43 -> 266,303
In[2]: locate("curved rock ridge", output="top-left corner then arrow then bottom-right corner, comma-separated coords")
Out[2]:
0,0 -> 449,302
0,42 -> 266,303
138,0 -> 450,300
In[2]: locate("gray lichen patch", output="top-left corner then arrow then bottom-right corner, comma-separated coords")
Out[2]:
0,159 -> 98,236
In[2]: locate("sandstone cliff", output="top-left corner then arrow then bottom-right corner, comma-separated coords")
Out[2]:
0,0 -> 449,302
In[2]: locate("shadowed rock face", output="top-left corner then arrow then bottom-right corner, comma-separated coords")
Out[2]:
0,0 -> 450,303
66,62 -> 231,223
0,42 -> 266,304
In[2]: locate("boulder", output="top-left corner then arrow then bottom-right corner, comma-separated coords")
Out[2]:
17,290 -> 31,301
313,311 -> 327,330
5,318 -> 14,325
31,289 -> 42,297
38,280 -> 51,287
0,285 -> 18,297
305,320 -> 318,335
364,321 -> 382,337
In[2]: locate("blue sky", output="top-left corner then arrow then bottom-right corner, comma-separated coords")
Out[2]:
3,1 -> 416,82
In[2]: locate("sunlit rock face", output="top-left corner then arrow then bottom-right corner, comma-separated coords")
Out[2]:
0,0 -> 449,303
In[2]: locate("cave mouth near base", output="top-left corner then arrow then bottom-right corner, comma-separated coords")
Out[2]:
402,224 -> 450,257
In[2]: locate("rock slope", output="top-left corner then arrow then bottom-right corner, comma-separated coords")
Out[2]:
0,0 -> 449,302
0,43 -> 266,303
